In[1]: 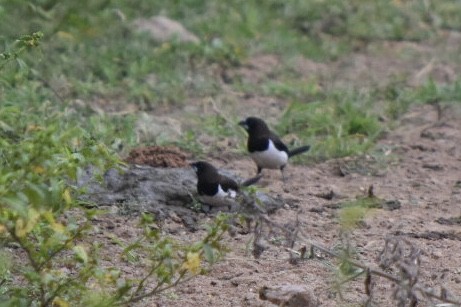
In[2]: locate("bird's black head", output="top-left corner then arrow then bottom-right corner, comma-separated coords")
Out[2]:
238,117 -> 269,134
190,161 -> 216,176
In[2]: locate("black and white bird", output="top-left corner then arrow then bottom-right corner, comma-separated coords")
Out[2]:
190,161 -> 260,208
239,117 -> 310,179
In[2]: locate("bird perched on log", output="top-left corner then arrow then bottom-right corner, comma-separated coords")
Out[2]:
190,161 -> 260,208
239,117 -> 310,180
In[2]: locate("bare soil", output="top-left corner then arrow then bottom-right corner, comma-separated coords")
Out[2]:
89,33 -> 461,306
125,145 -> 189,168
125,103 -> 458,307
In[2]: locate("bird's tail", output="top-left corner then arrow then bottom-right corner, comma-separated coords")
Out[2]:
241,174 -> 262,187
288,145 -> 311,157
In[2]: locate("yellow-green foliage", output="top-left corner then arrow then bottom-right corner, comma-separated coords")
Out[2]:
338,197 -> 380,231
0,34 -> 229,306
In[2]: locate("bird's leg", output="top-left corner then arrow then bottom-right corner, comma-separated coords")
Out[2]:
280,166 -> 286,183
257,166 -> 262,176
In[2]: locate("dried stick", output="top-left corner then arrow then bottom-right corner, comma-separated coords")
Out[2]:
300,236 -> 461,306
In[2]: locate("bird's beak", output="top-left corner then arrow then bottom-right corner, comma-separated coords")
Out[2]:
238,120 -> 248,130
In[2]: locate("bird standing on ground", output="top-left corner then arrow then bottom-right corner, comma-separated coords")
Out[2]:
190,161 -> 260,208
239,117 -> 310,179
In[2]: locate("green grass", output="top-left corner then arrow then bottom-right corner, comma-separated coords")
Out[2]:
2,1 -> 461,305
1,0 -> 461,159
4,0 -> 461,305
339,197 -> 381,231
276,91 -> 382,161
378,78 -> 461,120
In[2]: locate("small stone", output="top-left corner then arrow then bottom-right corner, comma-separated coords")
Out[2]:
422,163 -> 444,171
132,16 -> 200,43
432,250 -> 443,259
259,284 -> 318,307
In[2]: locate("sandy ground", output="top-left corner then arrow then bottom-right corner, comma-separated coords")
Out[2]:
103,35 -> 461,306
140,102 -> 460,307
91,102 -> 461,307
9,33 -> 461,306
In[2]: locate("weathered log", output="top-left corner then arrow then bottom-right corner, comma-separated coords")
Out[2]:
78,165 -> 284,230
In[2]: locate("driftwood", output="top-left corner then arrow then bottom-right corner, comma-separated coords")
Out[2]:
78,165 -> 284,230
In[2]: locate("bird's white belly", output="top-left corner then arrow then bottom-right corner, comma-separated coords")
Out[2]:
199,185 -> 236,207
250,140 -> 288,169
215,185 -> 237,198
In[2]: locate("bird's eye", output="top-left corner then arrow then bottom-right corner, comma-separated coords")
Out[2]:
190,163 -> 199,172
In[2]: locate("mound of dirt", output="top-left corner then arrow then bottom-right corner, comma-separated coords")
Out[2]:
125,145 -> 188,168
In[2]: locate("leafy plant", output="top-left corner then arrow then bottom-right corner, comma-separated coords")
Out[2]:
277,95 -> 382,161
0,97 -> 229,306
112,213 -> 229,305
0,31 -> 43,70
0,32 -> 229,306
0,103 -> 116,305
338,196 -> 380,231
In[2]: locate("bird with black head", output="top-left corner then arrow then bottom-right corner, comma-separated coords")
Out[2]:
239,117 -> 310,180
190,161 -> 260,208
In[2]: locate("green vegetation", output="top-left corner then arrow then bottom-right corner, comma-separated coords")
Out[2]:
1,0 -> 461,158
1,0 -> 461,305
0,46 -> 229,304
339,197 -> 381,231
277,94 -> 382,161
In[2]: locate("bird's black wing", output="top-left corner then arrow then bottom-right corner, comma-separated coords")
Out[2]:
247,136 -> 270,153
197,180 -> 219,196
268,132 -> 289,153
219,176 -> 239,193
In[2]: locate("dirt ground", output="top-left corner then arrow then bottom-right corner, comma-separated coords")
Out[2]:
139,103 -> 458,307
92,35 -> 461,306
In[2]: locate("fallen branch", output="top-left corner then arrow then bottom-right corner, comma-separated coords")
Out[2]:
298,235 -> 461,306
241,191 -> 461,306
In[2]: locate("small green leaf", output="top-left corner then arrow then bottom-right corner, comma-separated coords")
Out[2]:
140,213 -> 154,225
73,245 -> 88,264
24,182 -> 45,205
203,243 -> 215,264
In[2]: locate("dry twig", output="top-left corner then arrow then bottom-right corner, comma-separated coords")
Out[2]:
239,191 -> 461,306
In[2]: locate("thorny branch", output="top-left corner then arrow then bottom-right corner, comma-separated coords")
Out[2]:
240,195 -> 461,306
303,235 -> 461,306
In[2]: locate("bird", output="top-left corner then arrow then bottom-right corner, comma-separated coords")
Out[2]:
239,116 -> 310,179
190,161 -> 261,208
